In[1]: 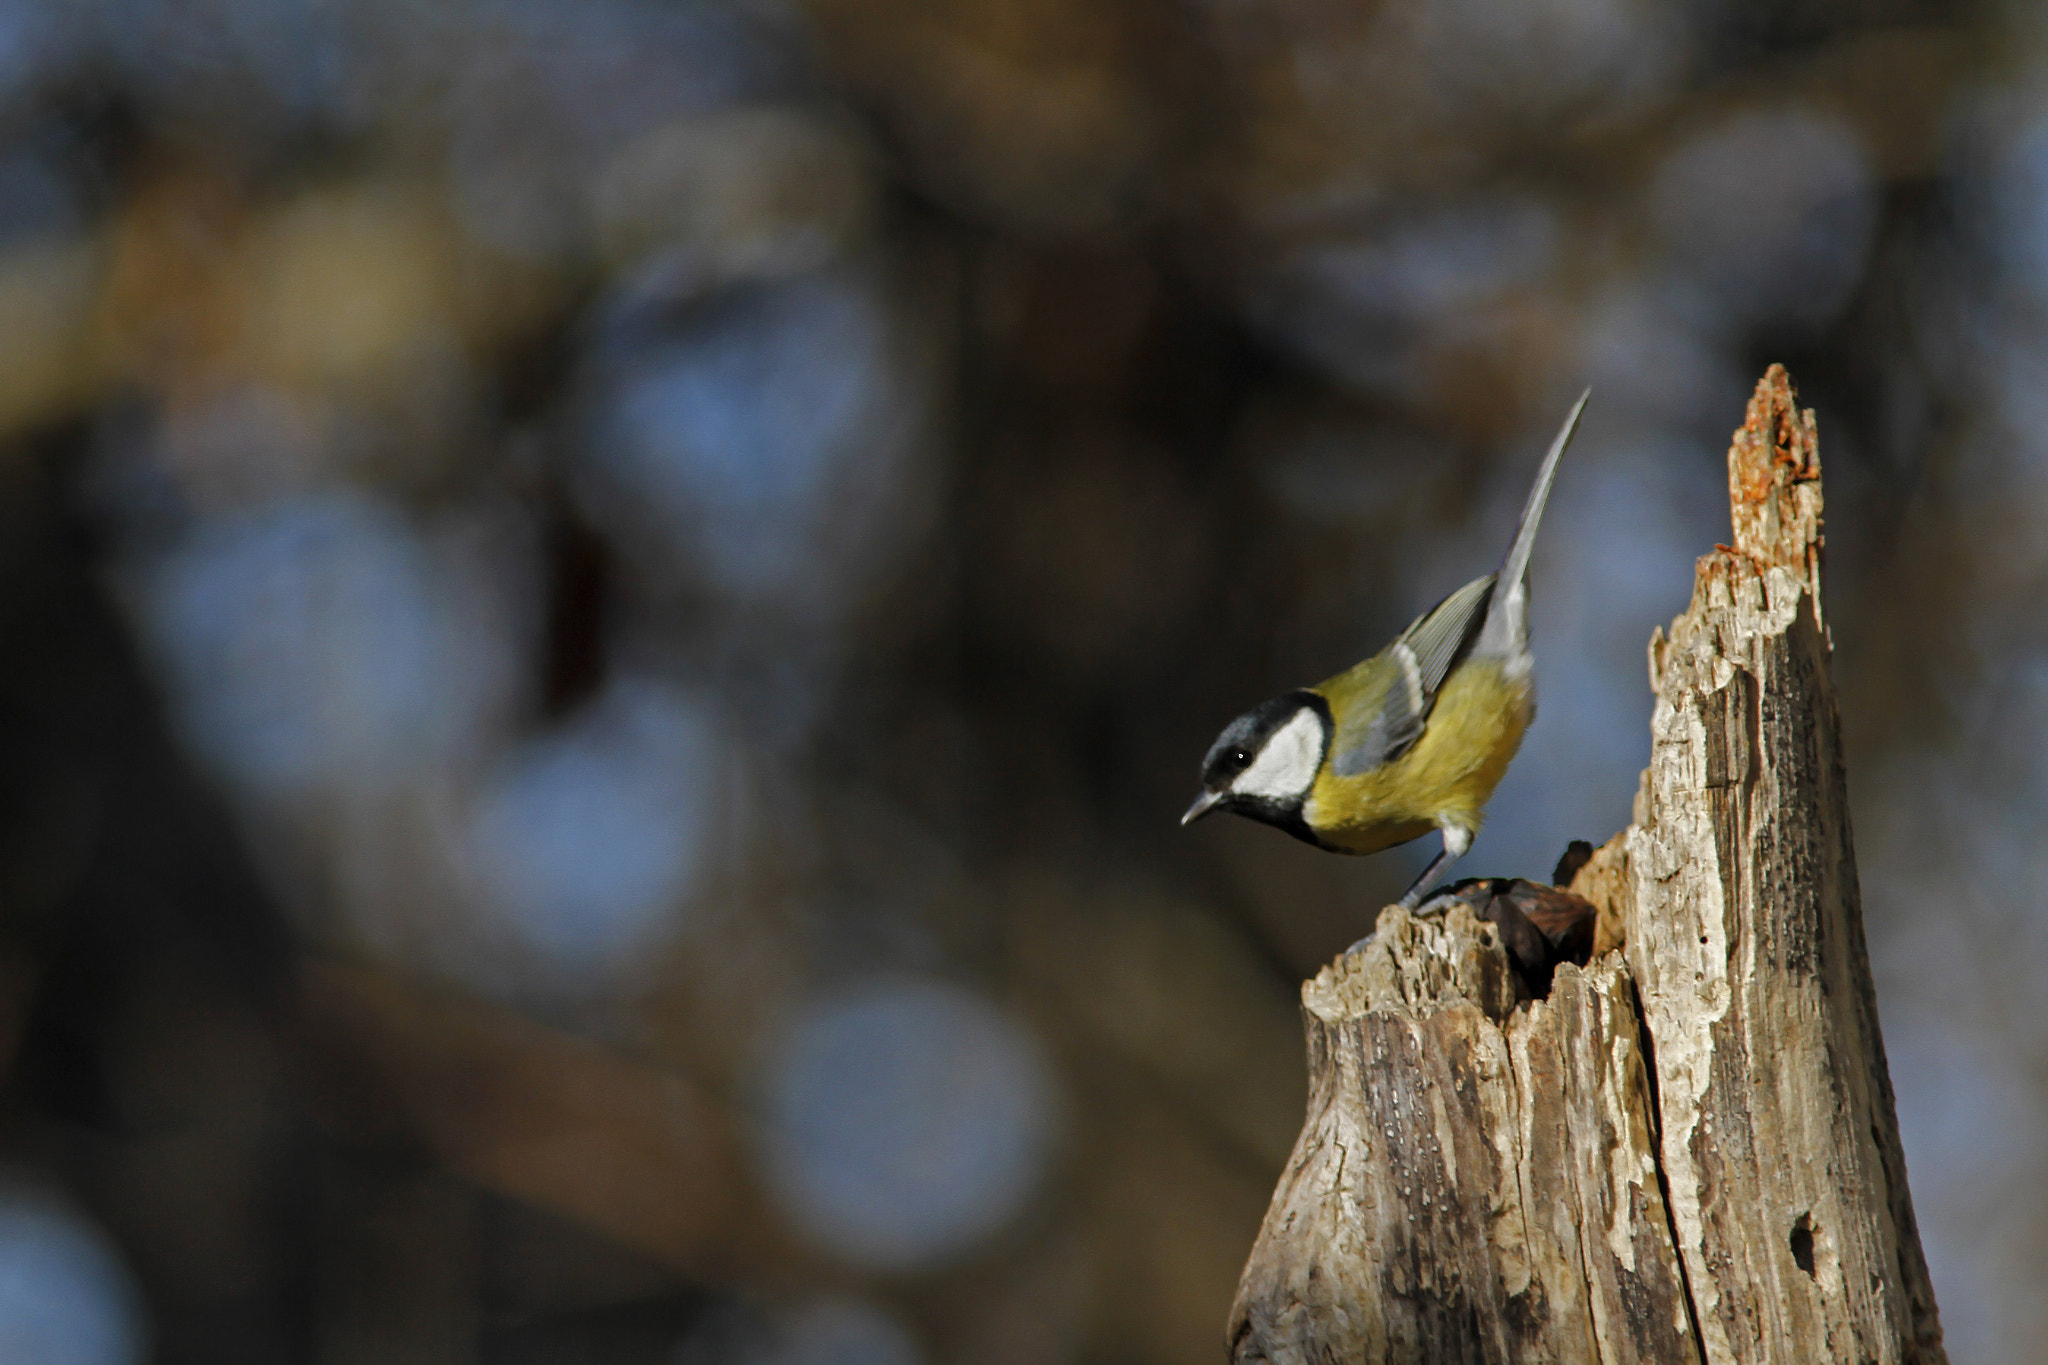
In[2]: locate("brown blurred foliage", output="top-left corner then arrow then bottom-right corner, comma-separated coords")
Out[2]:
0,1 -> 2037,1363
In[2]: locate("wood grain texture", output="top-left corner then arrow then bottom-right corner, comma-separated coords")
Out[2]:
1228,906 -> 1697,1364
1625,366 -> 1944,1364
1228,367 -> 1943,1365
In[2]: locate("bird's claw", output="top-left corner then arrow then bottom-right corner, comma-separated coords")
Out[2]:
1407,890 -> 1462,919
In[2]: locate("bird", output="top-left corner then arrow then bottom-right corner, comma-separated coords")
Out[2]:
1181,391 -> 1589,910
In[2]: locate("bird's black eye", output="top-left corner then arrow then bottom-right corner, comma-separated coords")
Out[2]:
1227,747 -> 1252,769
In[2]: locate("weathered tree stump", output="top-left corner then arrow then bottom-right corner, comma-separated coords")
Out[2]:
1228,368 -> 1946,1365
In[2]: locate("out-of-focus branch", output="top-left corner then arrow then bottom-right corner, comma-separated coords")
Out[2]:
295,960 -> 821,1288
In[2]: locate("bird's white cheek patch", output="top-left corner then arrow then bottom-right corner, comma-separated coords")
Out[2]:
1233,709 -> 1324,802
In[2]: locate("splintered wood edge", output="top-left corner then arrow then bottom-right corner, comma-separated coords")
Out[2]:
1727,362 -> 1824,596
1649,365 -> 1832,710
1568,829 -> 1633,958
1302,904 -> 1519,1024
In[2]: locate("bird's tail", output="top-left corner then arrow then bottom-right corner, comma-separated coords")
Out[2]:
1476,389 -> 1588,661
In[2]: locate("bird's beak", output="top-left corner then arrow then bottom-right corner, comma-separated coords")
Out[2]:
1181,790 -> 1224,826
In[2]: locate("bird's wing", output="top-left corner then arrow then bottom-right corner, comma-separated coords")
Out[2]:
1329,574 -> 1495,776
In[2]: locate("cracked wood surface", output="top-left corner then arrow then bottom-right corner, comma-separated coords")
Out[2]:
1227,908 -> 1695,1365
1227,369 -> 1943,1365
1624,367 -> 1944,1364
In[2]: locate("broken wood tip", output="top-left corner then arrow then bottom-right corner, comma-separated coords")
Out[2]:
1728,362 -> 1824,582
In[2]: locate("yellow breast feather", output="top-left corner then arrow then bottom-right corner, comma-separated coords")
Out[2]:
1304,656 -> 1534,854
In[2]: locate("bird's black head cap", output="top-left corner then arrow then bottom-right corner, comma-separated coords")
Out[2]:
1184,690 -> 1330,840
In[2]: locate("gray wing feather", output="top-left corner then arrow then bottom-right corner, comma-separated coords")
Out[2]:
1327,392 -> 1585,778
1330,575 -> 1494,776
1403,575 -> 1495,697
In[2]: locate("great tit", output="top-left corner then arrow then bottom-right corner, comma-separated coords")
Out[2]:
1181,391 -> 1588,909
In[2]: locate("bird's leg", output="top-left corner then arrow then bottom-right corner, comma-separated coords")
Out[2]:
1398,855 -> 1458,913
1398,824 -> 1472,913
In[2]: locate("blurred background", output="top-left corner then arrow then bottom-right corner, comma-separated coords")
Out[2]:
0,0 -> 2036,1361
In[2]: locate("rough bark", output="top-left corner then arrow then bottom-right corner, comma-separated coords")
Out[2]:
1228,907 -> 1697,1364
1623,367 -> 1944,1364
1227,368 -> 1944,1365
